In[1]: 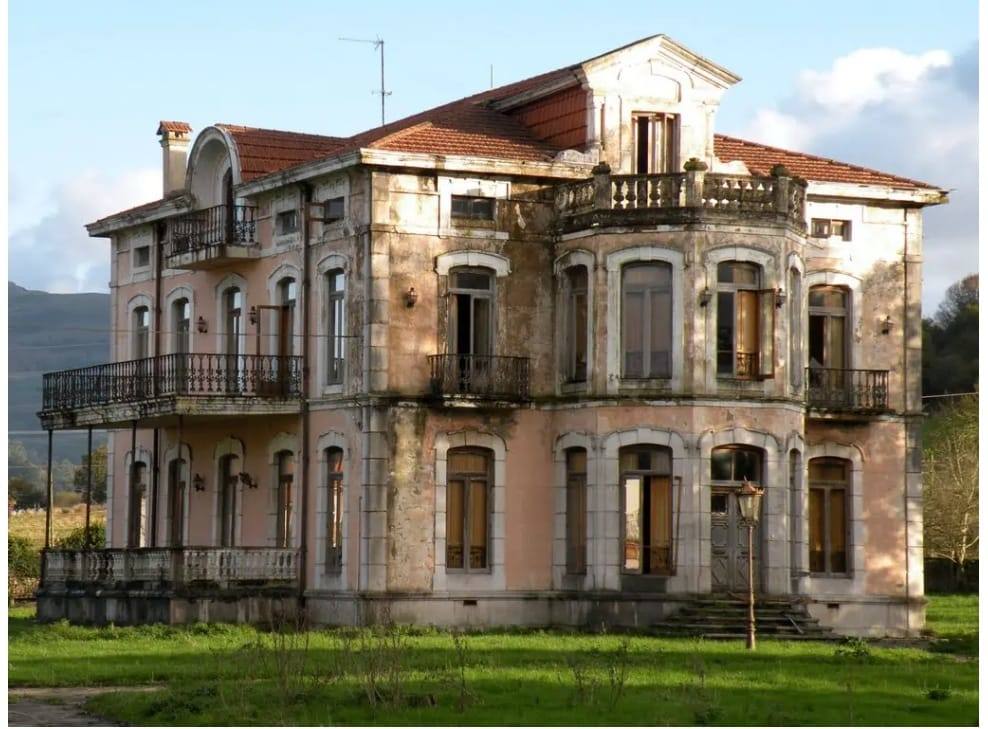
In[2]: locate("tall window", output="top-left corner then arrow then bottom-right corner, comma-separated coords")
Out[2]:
223,288 -> 243,356
167,458 -> 186,547
622,262 -> 672,378
633,113 -> 678,173
326,270 -> 346,385
218,454 -> 239,547
565,448 -> 588,574
710,445 -> 763,484
172,298 -> 191,353
808,458 -> 849,575
325,447 -> 344,572
716,261 -> 775,379
620,445 -> 673,575
277,277 -> 297,357
275,451 -> 294,548
128,461 -> 148,547
808,286 -> 848,370
788,268 -> 802,389
449,268 -> 494,357
564,266 -> 589,383
446,448 -> 491,572
133,306 -> 150,359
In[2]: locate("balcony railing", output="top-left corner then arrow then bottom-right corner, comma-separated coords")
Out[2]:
164,204 -> 257,266
42,548 -> 299,591
428,354 -> 530,400
555,165 -> 806,232
42,353 -> 303,413
806,367 -> 889,412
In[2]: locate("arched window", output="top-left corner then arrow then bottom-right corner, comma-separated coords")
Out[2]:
166,457 -> 187,546
808,458 -> 849,575
621,262 -> 672,378
172,298 -> 191,354
133,306 -> 150,359
275,450 -> 294,548
716,262 -> 774,379
808,286 -> 849,371
710,445 -> 764,591
446,447 -> 492,572
223,287 -> 243,356
565,448 -> 588,574
128,461 -> 148,547
788,268 -> 802,389
326,270 -> 345,385
564,266 -> 589,383
218,454 -> 239,547
325,447 -> 344,572
449,268 -> 494,357
276,278 -> 297,357
619,445 -> 673,575
711,445 -> 763,484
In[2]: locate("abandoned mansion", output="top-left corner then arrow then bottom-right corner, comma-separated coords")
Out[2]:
37,35 -> 946,636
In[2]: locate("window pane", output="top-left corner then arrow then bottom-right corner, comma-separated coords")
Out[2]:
623,476 -> 642,571
449,449 -> 488,475
566,469 -> 587,574
473,298 -> 491,355
453,271 -> 491,290
648,476 -> 671,574
446,480 -> 465,569
567,266 -> 588,290
716,292 -> 734,374
327,448 -> 344,473
650,289 -> 672,377
711,449 -> 733,481
566,448 -> 587,474
809,488 -> 826,573
571,289 -> 588,381
623,291 -> 644,377
828,317 -> 846,369
711,492 -> 728,514
809,458 -> 848,482
624,264 -> 661,287
469,480 -> 488,569
735,449 -> 761,483
830,488 -> 847,573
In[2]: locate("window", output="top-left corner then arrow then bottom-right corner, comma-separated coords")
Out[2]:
449,268 -> 494,357
167,458 -> 186,547
565,448 -> 587,575
323,197 -> 345,223
451,195 -> 495,221
326,270 -> 346,385
133,245 -> 151,268
808,286 -> 848,370
133,306 -> 150,359
275,451 -> 294,548
564,266 -> 589,383
633,113 -> 678,174
277,278 -> 297,357
811,219 -> 852,240
622,262 -> 672,378
808,458 -> 849,575
223,288 -> 243,356
445,448 -> 491,572
620,445 -> 673,575
173,298 -> 191,354
788,268 -> 802,389
218,454 -> 239,547
128,461 -> 148,547
276,209 -> 299,235
325,447 -> 344,572
711,445 -> 763,484
715,261 -> 775,379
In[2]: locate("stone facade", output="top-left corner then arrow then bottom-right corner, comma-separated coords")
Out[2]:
38,35 -> 946,636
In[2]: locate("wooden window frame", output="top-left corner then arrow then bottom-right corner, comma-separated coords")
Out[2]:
444,447 -> 493,574
632,112 -> 679,174
715,262 -> 775,380
448,267 -> 495,357
619,445 -> 674,577
133,306 -> 150,359
810,218 -> 852,241
275,209 -> 299,235
564,265 -> 589,383
709,444 -> 764,486
808,458 -> 851,577
325,447 -> 344,573
218,454 -> 240,547
565,447 -> 588,575
621,262 -> 673,379
808,285 -> 850,371
326,269 -> 346,385
451,195 -> 495,222
274,450 -> 294,549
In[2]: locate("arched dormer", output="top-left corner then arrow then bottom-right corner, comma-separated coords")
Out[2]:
185,126 -> 242,208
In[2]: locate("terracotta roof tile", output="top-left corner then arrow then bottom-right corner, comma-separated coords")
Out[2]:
157,120 -> 192,135
216,125 -> 349,182
90,191 -> 187,226
713,134 -> 939,191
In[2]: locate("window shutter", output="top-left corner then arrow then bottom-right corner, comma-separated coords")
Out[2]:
757,289 -> 777,378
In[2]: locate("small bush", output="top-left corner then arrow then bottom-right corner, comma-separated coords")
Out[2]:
53,491 -> 82,508
54,522 -> 106,550
927,686 -> 952,701
834,636 -> 872,661
8,535 -> 40,579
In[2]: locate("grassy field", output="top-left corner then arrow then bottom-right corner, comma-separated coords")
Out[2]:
9,504 -> 107,548
8,595 -> 978,726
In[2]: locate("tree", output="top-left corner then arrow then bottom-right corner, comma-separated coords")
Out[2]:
8,476 -> 44,509
923,274 -> 978,396
923,395 -> 978,568
73,445 -> 108,503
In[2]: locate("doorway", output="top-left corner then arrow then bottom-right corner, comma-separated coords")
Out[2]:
710,489 -> 760,592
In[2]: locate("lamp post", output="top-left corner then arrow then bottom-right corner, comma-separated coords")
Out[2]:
737,479 -> 764,650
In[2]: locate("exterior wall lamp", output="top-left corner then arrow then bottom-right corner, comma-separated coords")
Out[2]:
196,316 -> 208,334
239,472 -> 258,489
737,479 -> 764,651
698,287 -> 712,307
405,286 -> 418,307
881,315 -> 893,334
775,289 -> 787,308
192,474 -> 206,492
248,306 -> 259,326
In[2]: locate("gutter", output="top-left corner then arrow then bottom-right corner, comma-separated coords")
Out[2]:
298,182 -> 314,607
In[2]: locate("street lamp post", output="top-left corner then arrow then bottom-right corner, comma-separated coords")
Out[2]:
737,479 -> 764,650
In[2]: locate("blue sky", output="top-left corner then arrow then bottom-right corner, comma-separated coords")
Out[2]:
8,0 -> 979,311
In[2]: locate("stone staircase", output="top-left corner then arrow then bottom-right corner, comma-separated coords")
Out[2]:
652,596 -> 838,640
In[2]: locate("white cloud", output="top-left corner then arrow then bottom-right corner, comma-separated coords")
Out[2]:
736,44 -> 978,313
9,168 -> 160,293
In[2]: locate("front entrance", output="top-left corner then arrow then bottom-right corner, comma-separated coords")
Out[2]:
710,489 -> 760,592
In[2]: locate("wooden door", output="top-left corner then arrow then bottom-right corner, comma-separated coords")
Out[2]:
710,489 -> 759,592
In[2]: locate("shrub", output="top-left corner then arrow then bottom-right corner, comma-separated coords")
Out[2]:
55,522 -> 106,550
8,535 -> 40,579
53,491 -> 82,508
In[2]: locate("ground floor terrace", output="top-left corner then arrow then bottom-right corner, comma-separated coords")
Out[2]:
37,401 -> 924,636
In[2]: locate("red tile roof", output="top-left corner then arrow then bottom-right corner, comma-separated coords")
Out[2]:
713,134 -> 938,191
157,120 -> 192,135
216,125 -> 349,182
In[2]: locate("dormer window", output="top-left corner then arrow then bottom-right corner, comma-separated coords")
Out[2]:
276,210 -> 299,235
811,218 -> 852,241
451,195 -> 494,221
633,113 -> 678,174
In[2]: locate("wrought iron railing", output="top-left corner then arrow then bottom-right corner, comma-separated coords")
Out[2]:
805,367 -> 889,412
164,204 -> 257,263
41,353 -> 303,412
428,354 -> 530,399
42,548 -> 299,590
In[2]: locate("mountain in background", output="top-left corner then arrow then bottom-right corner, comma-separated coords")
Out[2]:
8,282 -> 111,463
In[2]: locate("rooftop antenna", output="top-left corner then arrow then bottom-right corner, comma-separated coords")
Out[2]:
490,64 -> 494,89
339,36 -> 391,126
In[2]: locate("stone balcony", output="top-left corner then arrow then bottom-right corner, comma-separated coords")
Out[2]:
163,204 -> 258,270
554,163 -> 807,234
39,353 -> 302,429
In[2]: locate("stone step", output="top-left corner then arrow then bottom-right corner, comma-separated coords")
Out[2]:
655,621 -> 829,633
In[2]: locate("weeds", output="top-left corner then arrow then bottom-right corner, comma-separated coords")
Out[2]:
834,636 -> 873,661
563,634 -> 632,709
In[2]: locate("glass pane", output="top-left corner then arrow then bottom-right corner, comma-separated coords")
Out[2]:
619,449 -> 638,474
623,476 -> 642,571
809,488 -> 826,573
566,474 -> 587,574
454,271 -> 491,290
449,449 -> 488,475
648,476 -> 671,574
446,480 -> 465,569
469,480 -> 488,569
718,262 -> 758,285
650,290 -> 671,377
566,448 -> 587,474
623,291 -> 644,377
735,449 -> 761,482
828,317 -> 846,369
473,298 -> 491,355
716,292 -> 734,373
567,266 -> 588,290
711,449 -> 733,481
830,488 -> 847,573
326,448 -> 344,473
808,315 -> 825,367
571,290 -> 588,380
711,492 -> 728,514
809,458 -> 848,483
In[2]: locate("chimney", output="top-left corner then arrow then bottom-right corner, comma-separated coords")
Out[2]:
156,121 -> 192,195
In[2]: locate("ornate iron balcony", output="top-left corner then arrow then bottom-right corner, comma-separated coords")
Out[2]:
164,204 -> 258,268
428,354 -> 530,400
805,367 -> 890,412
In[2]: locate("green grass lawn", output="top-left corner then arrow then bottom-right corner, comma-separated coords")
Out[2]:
8,596 -> 977,726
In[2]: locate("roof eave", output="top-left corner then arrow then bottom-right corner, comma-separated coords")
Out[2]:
806,180 -> 949,206
85,194 -> 193,237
